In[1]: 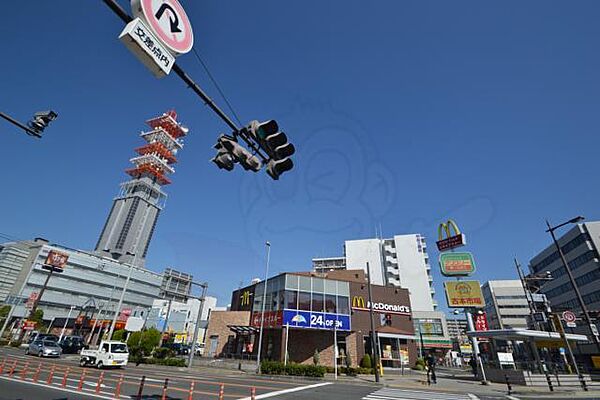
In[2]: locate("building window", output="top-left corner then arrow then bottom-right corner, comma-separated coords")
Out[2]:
298,291 -> 311,311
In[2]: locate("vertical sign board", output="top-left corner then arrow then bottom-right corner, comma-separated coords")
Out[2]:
444,281 -> 485,308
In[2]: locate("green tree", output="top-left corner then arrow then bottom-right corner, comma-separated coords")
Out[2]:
111,329 -> 126,341
29,309 -> 46,332
360,354 -> 372,368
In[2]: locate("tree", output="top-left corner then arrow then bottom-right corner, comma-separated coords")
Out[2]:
360,354 -> 372,369
29,309 -> 46,332
111,329 -> 126,341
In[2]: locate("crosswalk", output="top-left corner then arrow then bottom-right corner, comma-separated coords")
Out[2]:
363,388 -> 478,400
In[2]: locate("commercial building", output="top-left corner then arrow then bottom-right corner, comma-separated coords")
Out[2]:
312,257 -> 346,274
0,238 -> 163,338
481,280 -> 529,330
95,111 -> 188,267
529,221 -> 600,356
206,271 -> 417,368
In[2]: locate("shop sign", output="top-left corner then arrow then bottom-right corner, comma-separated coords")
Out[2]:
22,320 -> 37,331
282,309 -> 351,331
25,292 -> 39,309
436,220 -> 466,252
351,296 -> 411,315
250,310 -> 282,328
439,252 -> 476,276
444,280 -> 484,308
43,250 -> 69,272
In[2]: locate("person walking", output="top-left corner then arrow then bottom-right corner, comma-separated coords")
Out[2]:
425,353 -> 437,384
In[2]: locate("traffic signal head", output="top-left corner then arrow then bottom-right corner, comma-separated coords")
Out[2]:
265,158 -> 294,180
250,120 -> 279,140
212,135 -> 262,172
28,110 -> 58,135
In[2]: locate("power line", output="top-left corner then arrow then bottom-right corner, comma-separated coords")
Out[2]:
191,47 -> 243,127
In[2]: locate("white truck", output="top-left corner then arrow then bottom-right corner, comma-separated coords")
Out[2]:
79,340 -> 129,369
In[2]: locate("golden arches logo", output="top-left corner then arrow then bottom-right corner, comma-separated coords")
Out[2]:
352,296 -> 366,308
438,219 -> 461,241
240,290 -> 251,306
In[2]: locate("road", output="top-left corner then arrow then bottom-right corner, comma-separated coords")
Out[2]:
0,346 -> 595,400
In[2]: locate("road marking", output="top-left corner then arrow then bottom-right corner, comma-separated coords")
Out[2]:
0,375 -> 126,399
506,396 -> 520,400
364,388 -> 477,400
238,382 -> 332,399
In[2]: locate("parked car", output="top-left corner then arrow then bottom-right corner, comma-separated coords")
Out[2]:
26,339 -> 62,357
22,333 -> 59,348
59,335 -> 86,354
194,343 -> 205,356
80,341 -> 129,369
164,342 -> 190,355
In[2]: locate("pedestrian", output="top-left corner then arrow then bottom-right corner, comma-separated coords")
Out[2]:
469,357 -> 477,378
425,353 -> 437,384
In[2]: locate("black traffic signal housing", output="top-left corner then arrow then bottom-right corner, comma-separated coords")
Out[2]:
211,141 -> 235,171
211,135 -> 262,172
247,120 -> 295,180
28,110 -> 58,136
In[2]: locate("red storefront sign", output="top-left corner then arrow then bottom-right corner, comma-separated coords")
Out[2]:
474,312 -> 490,343
22,320 -> 37,331
251,311 -> 283,328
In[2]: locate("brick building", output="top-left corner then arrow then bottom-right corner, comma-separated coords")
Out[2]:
217,271 -> 417,368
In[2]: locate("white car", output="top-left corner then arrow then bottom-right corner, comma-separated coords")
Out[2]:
80,341 -> 129,369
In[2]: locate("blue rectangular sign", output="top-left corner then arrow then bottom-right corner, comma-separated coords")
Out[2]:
282,309 -> 351,331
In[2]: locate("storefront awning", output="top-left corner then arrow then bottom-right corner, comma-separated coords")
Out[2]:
228,325 -> 258,335
466,328 -> 588,343
378,332 -> 416,340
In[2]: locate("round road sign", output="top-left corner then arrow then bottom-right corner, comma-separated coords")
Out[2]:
132,0 -> 194,55
562,310 -> 577,323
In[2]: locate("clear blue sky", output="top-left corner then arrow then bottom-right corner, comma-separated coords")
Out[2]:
2,1 -> 600,311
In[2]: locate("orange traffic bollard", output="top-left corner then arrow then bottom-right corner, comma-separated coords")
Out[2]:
46,365 -> 56,384
251,386 -> 256,400
8,359 -> 18,377
95,371 -> 104,393
61,367 -> 70,388
77,369 -> 87,391
219,383 -> 224,400
32,362 -> 42,382
0,358 -> 6,374
161,378 -> 169,400
187,380 -> 195,400
114,373 -> 124,398
20,361 -> 30,380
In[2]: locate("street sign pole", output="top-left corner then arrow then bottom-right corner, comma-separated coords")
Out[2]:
466,311 -> 488,385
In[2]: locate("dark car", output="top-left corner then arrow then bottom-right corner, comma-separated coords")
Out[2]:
165,343 -> 190,355
59,335 -> 86,354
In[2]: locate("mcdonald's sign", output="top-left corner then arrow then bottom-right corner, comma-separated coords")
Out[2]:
352,296 -> 366,309
240,290 -> 252,306
436,219 -> 466,252
351,296 -> 411,315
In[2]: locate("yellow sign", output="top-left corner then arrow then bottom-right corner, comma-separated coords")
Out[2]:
444,280 -> 484,308
438,220 -> 461,241
240,290 -> 251,306
352,296 -> 366,308
592,356 -> 600,369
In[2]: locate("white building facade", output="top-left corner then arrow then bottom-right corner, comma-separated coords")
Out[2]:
481,280 -> 529,330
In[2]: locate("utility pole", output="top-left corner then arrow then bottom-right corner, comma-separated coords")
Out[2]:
366,262 -> 380,383
108,252 -> 137,340
187,283 -> 208,368
256,241 -> 271,373
466,311 -> 488,384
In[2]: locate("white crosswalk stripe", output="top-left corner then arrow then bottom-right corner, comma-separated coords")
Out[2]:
363,388 -> 478,400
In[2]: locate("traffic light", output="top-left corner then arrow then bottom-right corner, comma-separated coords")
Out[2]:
211,135 -> 262,172
28,110 -> 58,135
247,120 -> 295,180
211,141 -> 235,171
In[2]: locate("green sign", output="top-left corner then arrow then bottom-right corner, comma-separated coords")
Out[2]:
439,252 -> 476,276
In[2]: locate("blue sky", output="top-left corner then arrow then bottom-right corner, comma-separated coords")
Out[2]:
2,1 -> 600,310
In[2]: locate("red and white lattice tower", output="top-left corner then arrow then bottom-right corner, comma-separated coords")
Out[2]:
95,110 -> 188,267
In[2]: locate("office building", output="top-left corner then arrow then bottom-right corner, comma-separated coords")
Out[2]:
95,111 -> 188,267
529,221 -> 600,313
481,280 -> 529,329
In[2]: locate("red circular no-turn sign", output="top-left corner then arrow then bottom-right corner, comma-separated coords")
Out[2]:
132,0 -> 194,55
562,310 -> 577,323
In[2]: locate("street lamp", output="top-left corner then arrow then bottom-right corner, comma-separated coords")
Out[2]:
545,217 -> 600,353
108,252 -> 137,340
256,241 -> 271,373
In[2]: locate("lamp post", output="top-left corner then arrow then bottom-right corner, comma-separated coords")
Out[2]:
108,252 -> 137,340
256,241 -> 271,373
187,282 -> 208,368
59,305 -> 76,342
366,262 -> 381,383
546,217 -> 600,353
